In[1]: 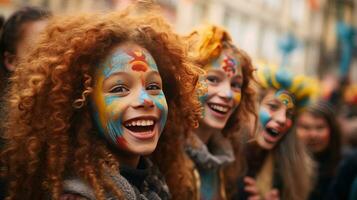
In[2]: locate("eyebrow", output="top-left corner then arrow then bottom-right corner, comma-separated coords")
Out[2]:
103,71 -> 128,81
207,69 -> 226,76
146,71 -> 161,80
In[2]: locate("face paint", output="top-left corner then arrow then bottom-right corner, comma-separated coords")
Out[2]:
257,90 -> 296,150
221,55 -> 238,78
200,48 -> 243,130
233,92 -> 241,105
91,43 -> 168,155
259,108 -> 272,127
275,89 -> 295,109
207,52 -> 239,78
196,74 -> 209,118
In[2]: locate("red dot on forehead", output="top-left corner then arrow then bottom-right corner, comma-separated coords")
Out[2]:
127,50 -> 149,72
221,55 -> 237,77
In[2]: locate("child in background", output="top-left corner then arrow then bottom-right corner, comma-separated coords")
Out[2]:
236,66 -> 315,200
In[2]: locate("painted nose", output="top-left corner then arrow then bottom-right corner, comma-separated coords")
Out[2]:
134,90 -> 154,108
274,108 -> 287,125
217,82 -> 233,100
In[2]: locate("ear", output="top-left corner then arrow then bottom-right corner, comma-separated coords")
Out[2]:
3,51 -> 16,72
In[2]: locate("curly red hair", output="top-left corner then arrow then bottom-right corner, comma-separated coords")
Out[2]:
1,4 -> 201,200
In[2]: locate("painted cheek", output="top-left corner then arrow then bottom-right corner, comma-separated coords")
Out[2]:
105,97 -> 127,145
233,92 -> 241,105
259,108 -> 272,127
91,75 -> 127,147
152,91 -> 168,134
282,119 -> 293,133
197,76 -> 208,117
139,89 -> 153,105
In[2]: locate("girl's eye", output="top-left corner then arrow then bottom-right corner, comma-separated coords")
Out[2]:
147,83 -> 161,90
268,103 -> 279,111
109,85 -> 129,93
231,82 -> 242,90
207,75 -> 220,84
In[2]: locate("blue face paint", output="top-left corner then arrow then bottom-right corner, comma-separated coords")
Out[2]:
259,108 -> 271,127
152,91 -> 168,133
91,45 -> 168,149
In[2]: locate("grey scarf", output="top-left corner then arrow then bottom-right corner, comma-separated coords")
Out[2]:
185,133 -> 234,170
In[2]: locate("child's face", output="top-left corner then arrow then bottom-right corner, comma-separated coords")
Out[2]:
91,43 -> 168,156
199,48 -> 243,130
257,89 -> 295,150
297,112 -> 330,153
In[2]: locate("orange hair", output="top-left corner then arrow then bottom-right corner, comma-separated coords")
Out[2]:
187,25 -> 257,199
1,4 -> 200,200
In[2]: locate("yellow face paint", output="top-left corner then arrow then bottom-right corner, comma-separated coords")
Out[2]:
233,92 -> 241,105
275,90 -> 295,109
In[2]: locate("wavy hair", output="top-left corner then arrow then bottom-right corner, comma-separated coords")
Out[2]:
249,66 -> 315,200
187,25 -> 257,136
1,4 -> 201,200
187,25 -> 257,199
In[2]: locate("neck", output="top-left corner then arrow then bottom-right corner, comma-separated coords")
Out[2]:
108,143 -> 141,168
194,122 -> 221,144
116,154 -> 141,168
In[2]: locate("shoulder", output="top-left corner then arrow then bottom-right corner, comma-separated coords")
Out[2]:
62,179 -> 96,200
62,174 -> 138,200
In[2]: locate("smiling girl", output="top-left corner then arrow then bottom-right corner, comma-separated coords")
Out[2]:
185,25 -> 256,200
0,3 -> 201,200
236,66 -> 315,200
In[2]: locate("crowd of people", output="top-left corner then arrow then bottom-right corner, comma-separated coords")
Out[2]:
0,1 -> 356,200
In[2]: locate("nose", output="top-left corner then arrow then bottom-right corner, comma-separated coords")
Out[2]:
309,129 -> 320,139
133,89 -> 154,108
273,108 -> 287,125
217,82 -> 233,101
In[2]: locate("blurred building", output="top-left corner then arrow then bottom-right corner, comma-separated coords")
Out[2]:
1,0 -> 355,79
318,0 -> 356,81
175,0 -> 327,76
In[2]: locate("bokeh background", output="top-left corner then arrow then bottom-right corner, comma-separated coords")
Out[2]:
1,0 -> 357,120
1,0 -> 357,78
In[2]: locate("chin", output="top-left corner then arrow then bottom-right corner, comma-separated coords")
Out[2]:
201,116 -> 227,130
128,143 -> 158,156
257,136 -> 276,150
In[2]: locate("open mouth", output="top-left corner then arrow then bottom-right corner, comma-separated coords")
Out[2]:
123,118 -> 156,133
207,103 -> 230,115
265,127 -> 280,138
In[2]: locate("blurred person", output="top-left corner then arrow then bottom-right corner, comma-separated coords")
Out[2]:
0,6 -> 51,93
184,25 -> 256,200
297,100 -> 342,200
0,7 -> 50,199
0,2 -> 202,199
234,66 -> 315,200
327,149 -> 357,200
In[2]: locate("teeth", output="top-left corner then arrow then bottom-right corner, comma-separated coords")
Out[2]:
125,120 -> 154,127
267,128 -> 279,136
211,104 -> 228,112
